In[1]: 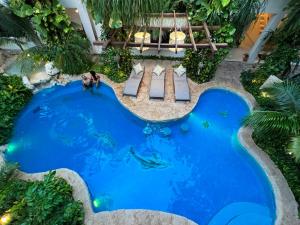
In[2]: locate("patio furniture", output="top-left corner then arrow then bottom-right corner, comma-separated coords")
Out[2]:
149,65 -> 166,99
173,65 -> 190,101
123,63 -> 145,97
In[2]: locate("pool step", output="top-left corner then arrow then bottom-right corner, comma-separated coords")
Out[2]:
227,213 -> 273,225
208,202 -> 273,225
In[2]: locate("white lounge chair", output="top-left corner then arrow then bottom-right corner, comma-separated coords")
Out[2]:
123,63 -> 145,97
149,65 -> 166,99
173,65 -> 190,101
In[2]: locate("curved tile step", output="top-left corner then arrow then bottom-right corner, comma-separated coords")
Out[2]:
208,202 -> 272,225
228,213 -> 273,225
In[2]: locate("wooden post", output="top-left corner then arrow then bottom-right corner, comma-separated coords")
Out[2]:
186,15 -> 197,51
173,11 -> 178,54
158,12 -> 164,53
123,27 -> 134,49
140,27 -> 147,53
203,22 -> 217,53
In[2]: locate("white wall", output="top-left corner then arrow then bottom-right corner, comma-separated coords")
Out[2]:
60,0 -> 103,53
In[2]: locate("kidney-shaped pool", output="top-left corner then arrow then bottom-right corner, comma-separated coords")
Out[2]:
6,81 -> 275,225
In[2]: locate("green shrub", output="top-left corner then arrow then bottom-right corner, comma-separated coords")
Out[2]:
94,47 -> 133,83
183,48 -> 228,83
0,74 -> 32,145
9,0 -> 74,45
253,132 -> 300,205
0,164 -> 84,225
241,44 -> 300,213
241,44 -> 299,107
10,0 -> 92,75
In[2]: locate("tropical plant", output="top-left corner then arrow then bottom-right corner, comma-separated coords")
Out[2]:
241,44 -> 299,106
9,0 -> 73,45
244,81 -> 300,161
0,0 -> 40,50
0,164 -> 84,225
183,48 -> 228,83
7,0 -> 92,74
18,33 -> 92,74
93,47 -> 132,83
85,0 -> 169,29
184,0 -> 264,44
213,24 -> 236,45
0,74 -> 32,145
275,0 -> 300,46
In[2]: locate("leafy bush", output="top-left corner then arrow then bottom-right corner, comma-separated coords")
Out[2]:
0,164 -> 84,225
9,0 -> 92,75
184,0 -> 263,43
20,33 -> 92,75
0,74 -> 32,145
183,48 -> 228,83
93,47 -> 133,83
240,44 -> 300,213
241,44 -> 299,106
253,131 -> 300,207
9,0 -> 73,45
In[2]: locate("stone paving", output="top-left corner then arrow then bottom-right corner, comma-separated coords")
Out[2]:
95,59 -> 255,121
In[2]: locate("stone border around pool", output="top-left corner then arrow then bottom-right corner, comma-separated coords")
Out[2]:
0,75 -> 299,225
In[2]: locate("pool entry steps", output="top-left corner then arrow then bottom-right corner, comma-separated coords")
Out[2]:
208,202 -> 273,225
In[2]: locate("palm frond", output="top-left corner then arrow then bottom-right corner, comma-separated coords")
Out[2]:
288,136 -> 300,162
16,45 -> 48,75
265,81 -> 300,113
277,0 -> 300,43
244,110 -> 300,135
232,0 -> 266,42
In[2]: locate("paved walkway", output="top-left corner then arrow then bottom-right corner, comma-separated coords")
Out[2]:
99,59 -> 252,121
213,60 -> 248,89
118,59 -> 199,121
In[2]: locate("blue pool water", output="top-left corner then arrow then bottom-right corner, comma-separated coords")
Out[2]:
6,81 -> 275,225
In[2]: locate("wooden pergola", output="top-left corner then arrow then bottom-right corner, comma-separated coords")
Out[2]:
93,12 -> 228,54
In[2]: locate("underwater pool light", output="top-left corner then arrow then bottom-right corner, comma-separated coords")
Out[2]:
6,143 -> 17,154
93,199 -> 101,208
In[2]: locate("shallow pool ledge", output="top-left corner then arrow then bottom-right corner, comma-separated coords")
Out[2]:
238,127 -> 299,225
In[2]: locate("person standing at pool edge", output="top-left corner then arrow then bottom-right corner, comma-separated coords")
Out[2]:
90,71 -> 101,88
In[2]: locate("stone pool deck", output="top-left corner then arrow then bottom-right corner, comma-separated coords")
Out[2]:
0,59 -> 299,225
53,60 -> 255,122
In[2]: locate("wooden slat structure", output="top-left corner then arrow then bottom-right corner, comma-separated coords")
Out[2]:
173,11 -> 178,54
123,27 -> 134,49
158,12 -> 164,53
94,12 -> 228,54
186,14 -> 197,51
203,22 -> 217,53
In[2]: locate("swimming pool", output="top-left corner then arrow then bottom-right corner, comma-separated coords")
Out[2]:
6,81 -> 276,225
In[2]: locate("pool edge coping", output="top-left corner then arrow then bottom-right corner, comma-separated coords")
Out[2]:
0,77 -> 298,225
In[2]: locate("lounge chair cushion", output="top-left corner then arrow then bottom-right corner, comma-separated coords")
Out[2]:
133,63 -> 143,75
174,65 -> 186,77
153,65 -> 165,76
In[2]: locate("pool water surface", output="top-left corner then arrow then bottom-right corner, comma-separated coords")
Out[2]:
6,81 -> 275,225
